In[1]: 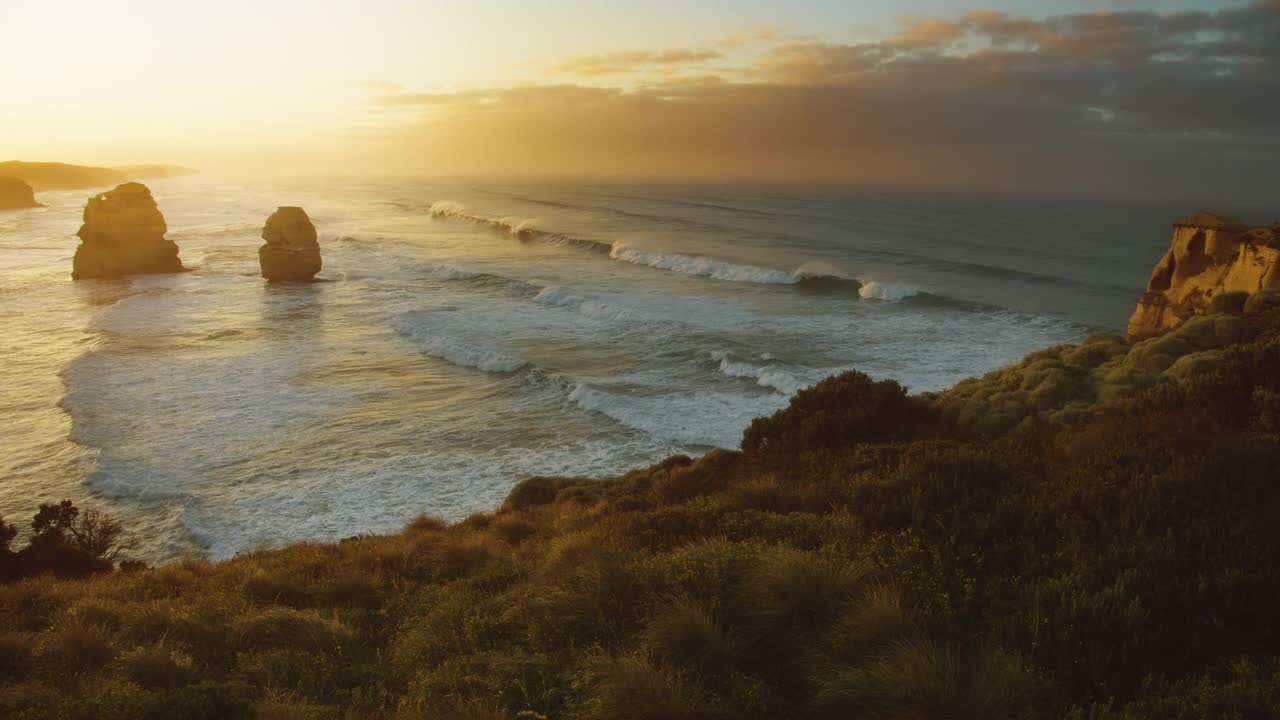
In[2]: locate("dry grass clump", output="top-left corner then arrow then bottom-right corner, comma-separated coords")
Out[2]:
0,631 -> 34,681
578,654 -> 703,720
641,596 -> 740,678
816,639 -> 1037,719
43,621 -> 117,672
118,640 -> 196,689
234,607 -> 354,655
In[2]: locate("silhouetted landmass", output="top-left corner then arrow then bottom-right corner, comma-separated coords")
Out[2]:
3,223 -> 1280,718
0,177 -> 42,210
0,161 -> 196,192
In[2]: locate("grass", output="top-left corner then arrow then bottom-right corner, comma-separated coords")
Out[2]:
0,305 -> 1279,718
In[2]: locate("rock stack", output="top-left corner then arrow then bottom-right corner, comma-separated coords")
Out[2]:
259,207 -> 322,282
0,177 -> 42,210
71,183 -> 185,279
1126,212 -> 1280,340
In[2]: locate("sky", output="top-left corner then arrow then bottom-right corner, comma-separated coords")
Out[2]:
1,0 -> 1277,201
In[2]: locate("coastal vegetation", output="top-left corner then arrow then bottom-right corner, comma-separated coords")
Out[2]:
2,300 -> 1278,718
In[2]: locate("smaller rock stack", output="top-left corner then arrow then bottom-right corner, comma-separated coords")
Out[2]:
259,207 -> 322,282
71,182 -> 184,279
0,177 -> 42,210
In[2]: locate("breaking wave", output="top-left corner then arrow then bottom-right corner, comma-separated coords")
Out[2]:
430,200 -> 888,291
429,201 -> 611,253
532,286 -> 664,324
858,281 -> 920,302
709,350 -> 820,395
609,244 -> 800,285
568,382 -> 787,448
393,311 -> 526,373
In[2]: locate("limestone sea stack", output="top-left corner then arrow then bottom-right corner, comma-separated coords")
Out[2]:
1126,212 -> 1280,340
259,207 -> 322,282
71,183 -> 185,279
0,177 -> 42,210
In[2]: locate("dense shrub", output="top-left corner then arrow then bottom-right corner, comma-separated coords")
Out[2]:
741,370 -> 929,455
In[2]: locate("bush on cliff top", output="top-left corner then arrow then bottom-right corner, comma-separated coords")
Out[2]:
2,308 -> 1279,718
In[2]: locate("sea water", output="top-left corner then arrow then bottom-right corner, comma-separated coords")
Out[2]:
0,176 -> 1267,561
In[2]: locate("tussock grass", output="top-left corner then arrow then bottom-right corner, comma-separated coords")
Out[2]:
118,640 -> 195,689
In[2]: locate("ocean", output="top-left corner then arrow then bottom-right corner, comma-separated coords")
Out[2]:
0,176 -> 1268,562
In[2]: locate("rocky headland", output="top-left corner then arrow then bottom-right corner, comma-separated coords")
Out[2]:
1127,212 -> 1280,340
259,207 -> 323,282
71,183 -> 186,279
0,177 -> 42,210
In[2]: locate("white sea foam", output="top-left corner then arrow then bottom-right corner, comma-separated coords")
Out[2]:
569,381 -> 788,448
533,286 -> 660,324
393,311 -> 526,373
710,350 -> 819,395
609,243 -> 800,285
858,281 -> 920,301
429,200 -> 468,217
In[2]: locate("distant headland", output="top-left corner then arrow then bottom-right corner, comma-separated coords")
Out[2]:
0,161 -> 197,192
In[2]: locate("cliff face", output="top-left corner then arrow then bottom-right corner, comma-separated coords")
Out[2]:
0,177 -> 42,209
1126,212 -> 1280,340
259,207 -> 322,282
71,183 -> 186,279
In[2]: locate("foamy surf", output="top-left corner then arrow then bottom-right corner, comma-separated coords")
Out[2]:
709,350 -> 819,395
533,286 -> 666,325
568,381 -> 788,448
393,311 -> 527,373
609,244 -> 799,285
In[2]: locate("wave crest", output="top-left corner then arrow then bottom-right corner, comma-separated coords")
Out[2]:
858,281 -> 920,302
610,244 -> 799,285
393,311 -> 526,373
710,350 -> 815,395
533,286 -> 659,324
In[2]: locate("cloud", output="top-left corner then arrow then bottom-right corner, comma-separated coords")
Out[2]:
369,1 -> 1280,203
718,25 -> 785,48
356,80 -> 404,92
547,48 -> 723,77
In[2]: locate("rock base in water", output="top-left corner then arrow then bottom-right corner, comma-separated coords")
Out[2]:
0,177 -> 42,210
1126,212 -> 1280,340
259,207 -> 322,282
71,183 -> 185,279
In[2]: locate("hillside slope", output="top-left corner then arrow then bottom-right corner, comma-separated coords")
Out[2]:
0,162 -> 195,192
1,294 -> 1278,719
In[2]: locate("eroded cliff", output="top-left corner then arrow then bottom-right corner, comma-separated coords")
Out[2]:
1127,213 -> 1280,340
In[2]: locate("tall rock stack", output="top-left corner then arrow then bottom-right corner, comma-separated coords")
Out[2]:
71,182 -> 185,279
0,177 -> 42,209
259,207 -> 322,282
1126,212 -> 1280,340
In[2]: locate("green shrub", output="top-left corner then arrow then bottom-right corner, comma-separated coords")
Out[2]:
742,370 -> 929,455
